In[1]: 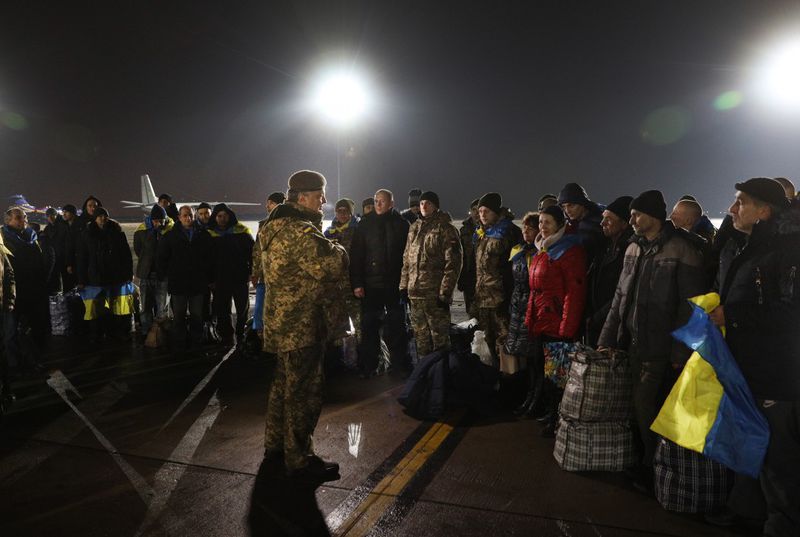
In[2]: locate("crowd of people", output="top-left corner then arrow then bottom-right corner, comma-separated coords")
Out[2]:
0,171 -> 797,536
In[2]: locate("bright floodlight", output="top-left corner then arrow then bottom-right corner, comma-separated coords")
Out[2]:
311,68 -> 373,128
756,39 -> 800,110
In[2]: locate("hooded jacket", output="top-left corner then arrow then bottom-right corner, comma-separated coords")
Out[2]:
157,222 -> 213,295
586,226 -> 634,346
350,208 -> 409,291
134,216 -> 175,279
207,204 -> 254,289
525,230 -> 587,339
474,210 -> 523,308
401,209 -> 462,300
505,241 -> 536,355
717,209 -> 800,400
76,219 -> 133,286
258,202 -> 348,353
67,196 -> 103,271
598,221 -> 707,365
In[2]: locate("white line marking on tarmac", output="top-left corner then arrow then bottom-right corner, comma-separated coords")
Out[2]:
556,519 -> 574,537
135,391 -> 223,537
348,423 -> 362,458
159,346 -> 235,432
46,371 -> 154,503
586,516 -> 603,537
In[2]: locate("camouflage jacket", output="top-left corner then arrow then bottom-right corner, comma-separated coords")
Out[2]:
324,216 -> 359,254
400,210 -> 462,300
259,202 -> 348,353
251,217 -> 268,282
474,214 -> 523,308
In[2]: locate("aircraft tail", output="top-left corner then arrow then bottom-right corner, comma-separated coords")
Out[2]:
141,174 -> 158,207
7,194 -> 31,208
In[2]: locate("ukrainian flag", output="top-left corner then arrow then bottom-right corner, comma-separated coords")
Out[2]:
80,282 -> 135,321
651,293 -> 769,478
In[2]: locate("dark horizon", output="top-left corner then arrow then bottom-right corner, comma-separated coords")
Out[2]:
2,1 -> 800,218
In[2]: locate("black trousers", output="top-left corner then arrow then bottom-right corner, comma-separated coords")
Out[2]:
759,400 -> 800,537
214,283 -> 249,339
358,287 -> 408,373
171,293 -> 205,349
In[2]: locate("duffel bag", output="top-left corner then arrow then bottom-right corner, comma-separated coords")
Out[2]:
559,347 -> 632,422
553,418 -> 637,472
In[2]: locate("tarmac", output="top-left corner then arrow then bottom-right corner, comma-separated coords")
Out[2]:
0,289 -> 750,537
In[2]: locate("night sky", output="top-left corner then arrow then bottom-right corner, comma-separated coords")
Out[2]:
2,1 -> 800,219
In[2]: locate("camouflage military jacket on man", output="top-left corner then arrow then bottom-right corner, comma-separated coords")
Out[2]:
259,202 -> 348,353
400,210 -> 462,300
251,217 -> 268,282
474,214 -> 522,308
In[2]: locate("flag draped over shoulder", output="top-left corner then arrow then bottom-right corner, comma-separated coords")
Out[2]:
651,293 -> 769,478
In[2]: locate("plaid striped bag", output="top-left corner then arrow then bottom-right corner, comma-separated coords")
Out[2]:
553,418 -> 638,472
654,437 -> 734,513
559,347 -> 633,422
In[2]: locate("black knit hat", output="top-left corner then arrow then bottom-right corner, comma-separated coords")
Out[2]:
362,197 -> 374,209
478,192 -> 502,214
470,198 -> 480,208
45,207 -> 58,217
94,207 -> 109,219
630,190 -> 667,221
158,193 -> 172,203
150,203 -> 167,221
605,196 -> 634,222
197,202 -> 212,211
420,191 -> 440,208
267,191 -> 285,204
408,188 -> 423,207
541,205 -> 566,228
557,183 -> 591,206
62,204 -> 77,215
735,177 -> 790,208
538,193 -> 557,204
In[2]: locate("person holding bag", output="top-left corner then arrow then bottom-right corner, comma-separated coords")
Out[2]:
525,205 -> 587,436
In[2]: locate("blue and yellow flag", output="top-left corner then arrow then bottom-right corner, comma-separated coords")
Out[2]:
79,282 -> 135,321
651,293 -> 769,478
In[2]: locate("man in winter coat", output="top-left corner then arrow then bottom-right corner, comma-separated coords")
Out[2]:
400,191 -> 462,357
68,196 -> 102,283
258,170 -> 348,481
558,182 -> 606,267
598,190 -> 706,488
42,207 -> 70,293
457,199 -> 479,317
61,204 -> 80,291
325,198 -> 361,343
157,193 -> 180,221
195,202 -> 212,230
0,230 -> 15,406
401,188 -> 422,224
134,204 -> 173,338
158,205 -> 213,350
711,178 -> 800,536
208,203 -> 254,345
474,192 -> 522,365
76,208 -> 135,341
585,196 -> 633,347
350,189 -> 410,376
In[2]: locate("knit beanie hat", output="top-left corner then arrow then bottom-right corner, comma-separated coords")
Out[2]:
605,196 -> 634,222
478,192 -> 502,215
362,197 -> 374,209
420,191 -> 440,208
288,170 -> 326,192
557,183 -> 591,206
541,205 -> 566,228
408,188 -> 422,208
62,204 -> 78,215
630,190 -> 667,221
150,203 -> 167,221
95,207 -> 109,219
335,198 -> 355,214
197,202 -> 212,211
267,191 -> 286,205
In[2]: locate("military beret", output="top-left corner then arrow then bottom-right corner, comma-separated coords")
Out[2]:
288,170 -> 326,192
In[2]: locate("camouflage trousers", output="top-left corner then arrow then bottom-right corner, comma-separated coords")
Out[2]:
477,305 -> 509,365
264,342 -> 325,471
409,297 -> 451,357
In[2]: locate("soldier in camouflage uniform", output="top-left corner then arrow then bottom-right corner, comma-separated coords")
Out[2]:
325,199 -> 361,343
400,191 -> 462,357
258,170 -> 348,480
474,192 -> 523,365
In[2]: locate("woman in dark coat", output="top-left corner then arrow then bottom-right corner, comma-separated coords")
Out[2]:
525,205 -> 587,436
505,212 -> 540,417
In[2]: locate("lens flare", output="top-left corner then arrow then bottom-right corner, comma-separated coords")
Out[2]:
640,106 -> 691,146
714,91 -> 743,111
0,111 -> 29,130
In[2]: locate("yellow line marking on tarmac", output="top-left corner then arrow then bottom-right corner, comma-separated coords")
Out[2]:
333,410 -> 464,537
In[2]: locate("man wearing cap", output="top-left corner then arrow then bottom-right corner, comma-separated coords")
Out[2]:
557,182 -> 606,266
42,207 -> 70,293
157,193 -> 179,221
400,191 -> 462,358
598,190 -> 706,490
350,189 -> 410,377
258,170 -> 348,480
195,202 -> 212,230
474,192 -> 522,364
457,198 -> 480,316
134,204 -> 174,339
401,188 -> 422,224
711,178 -> 800,536
585,196 -> 633,347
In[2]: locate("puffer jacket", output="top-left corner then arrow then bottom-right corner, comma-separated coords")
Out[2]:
350,209 -> 408,290
76,219 -> 133,286
598,221 -> 707,365
208,204 -> 254,289
474,212 -> 523,308
134,216 -> 174,279
400,210 -> 463,300
505,242 -> 536,356
586,227 -> 634,346
717,209 -> 800,400
525,231 -> 587,339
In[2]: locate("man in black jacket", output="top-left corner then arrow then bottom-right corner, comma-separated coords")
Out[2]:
711,178 -> 800,537
349,189 -> 410,376
42,207 -> 70,294
134,204 -> 172,338
158,205 -> 212,350
208,203 -> 254,346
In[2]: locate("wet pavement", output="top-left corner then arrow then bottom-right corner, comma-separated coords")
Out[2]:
1,306 -> 749,536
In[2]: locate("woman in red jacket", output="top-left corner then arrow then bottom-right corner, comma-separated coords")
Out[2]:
525,205 -> 587,436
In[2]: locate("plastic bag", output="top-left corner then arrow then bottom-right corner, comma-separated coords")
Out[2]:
471,330 -> 493,366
